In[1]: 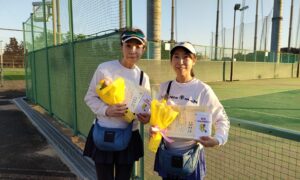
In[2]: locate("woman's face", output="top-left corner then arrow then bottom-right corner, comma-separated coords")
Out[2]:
171,47 -> 196,79
121,40 -> 145,68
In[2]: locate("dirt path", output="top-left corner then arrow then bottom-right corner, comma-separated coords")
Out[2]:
0,80 -> 25,99
0,80 -> 78,179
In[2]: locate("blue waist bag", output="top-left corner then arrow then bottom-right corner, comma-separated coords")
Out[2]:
158,142 -> 201,177
93,120 -> 133,151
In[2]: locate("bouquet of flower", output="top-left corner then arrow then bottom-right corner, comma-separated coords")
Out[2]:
148,99 -> 179,153
96,77 -> 125,105
95,77 -> 136,122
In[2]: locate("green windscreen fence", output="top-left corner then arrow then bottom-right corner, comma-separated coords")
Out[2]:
26,32 -> 122,132
34,49 -> 50,111
26,52 -> 36,102
23,0 -> 300,179
48,44 -> 74,127
24,0 -> 126,129
74,32 -> 121,135
24,53 -> 32,100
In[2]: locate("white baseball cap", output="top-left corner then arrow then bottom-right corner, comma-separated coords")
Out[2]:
171,42 -> 196,55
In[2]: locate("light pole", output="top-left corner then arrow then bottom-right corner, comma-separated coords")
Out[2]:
214,0 -> 220,60
0,40 -> 3,87
254,0 -> 259,51
170,0 -> 175,43
230,3 -> 248,81
288,0 -> 294,51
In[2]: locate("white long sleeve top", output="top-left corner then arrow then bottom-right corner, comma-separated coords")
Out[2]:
84,60 -> 150,131
158,78 -> 230,150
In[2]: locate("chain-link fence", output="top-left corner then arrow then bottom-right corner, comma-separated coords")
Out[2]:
213,8 -> 273,53
205,118 -> 300,180
23,0 -> 300,179
142,119 -> 300,180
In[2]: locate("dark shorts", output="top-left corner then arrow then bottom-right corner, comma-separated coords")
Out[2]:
83,123 -> 144,164
154,146 -> 206,180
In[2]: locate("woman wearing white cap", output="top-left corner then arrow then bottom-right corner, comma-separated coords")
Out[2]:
83,27 -> 150,180
153,42 -> 230,180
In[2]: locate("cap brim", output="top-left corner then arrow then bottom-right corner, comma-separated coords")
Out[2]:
171,46 -> 196,54
122,36 -> 145,44
171,42 -> 196,54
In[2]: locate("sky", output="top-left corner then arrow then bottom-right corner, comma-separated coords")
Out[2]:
0,0 -> 32,46
132,0 -> 299,49
0,0 -> 299,50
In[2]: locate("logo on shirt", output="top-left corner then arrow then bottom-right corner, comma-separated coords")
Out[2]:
179,95 -> 184,100
168,95 -> 198,104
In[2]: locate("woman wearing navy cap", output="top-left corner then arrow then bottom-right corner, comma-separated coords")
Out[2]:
152,42 -> 230,180
83,27 -> 150,180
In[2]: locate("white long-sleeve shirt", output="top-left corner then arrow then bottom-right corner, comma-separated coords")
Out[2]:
84,60 -> 150,131
158,78 -> 230,150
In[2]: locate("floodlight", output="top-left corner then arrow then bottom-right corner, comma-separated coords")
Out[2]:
32,1 -> 52,22
234,4 -> 241,10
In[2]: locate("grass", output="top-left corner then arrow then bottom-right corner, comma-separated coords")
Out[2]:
2,68 -> 25,80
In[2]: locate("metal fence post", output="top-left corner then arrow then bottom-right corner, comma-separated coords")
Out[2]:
126,0 -> 132,27
128,0 -> 143,178
23,22 -> 29,98
22,23 -> 26,68
42,0 -> 52,114
297,55 -> 300,78
68,0 -> 78,134
222,58 -> 226,81
30,13 -> 37,103
126,0 -> 144,179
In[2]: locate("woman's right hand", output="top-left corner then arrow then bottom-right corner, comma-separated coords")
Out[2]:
105,103 -> 128,117
198,136 -> 219,147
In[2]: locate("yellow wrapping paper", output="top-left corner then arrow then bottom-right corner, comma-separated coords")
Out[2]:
95,77 -> 135,123
148,99 -> 179,153
96,77 -> 125,105
123,109 -> 135,123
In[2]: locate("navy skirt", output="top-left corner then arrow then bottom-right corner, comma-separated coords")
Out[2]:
154,146 -> 206,180
83,123 -> 144,164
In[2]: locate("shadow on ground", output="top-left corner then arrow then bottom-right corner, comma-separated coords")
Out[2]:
0,89 -> 25,99
0,81 -> 78,179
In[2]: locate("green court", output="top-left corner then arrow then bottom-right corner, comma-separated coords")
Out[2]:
209,78 -> 300,131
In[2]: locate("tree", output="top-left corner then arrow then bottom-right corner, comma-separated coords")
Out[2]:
3,38 -> 24,68
3,38 -> 24,56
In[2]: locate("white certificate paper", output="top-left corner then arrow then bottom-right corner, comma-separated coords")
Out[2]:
166,106 -> 212,140
123,80 -> 151,115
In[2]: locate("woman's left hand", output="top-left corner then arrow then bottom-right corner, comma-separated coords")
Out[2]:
198,136 -> 219,147
137,113 -> 150,124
